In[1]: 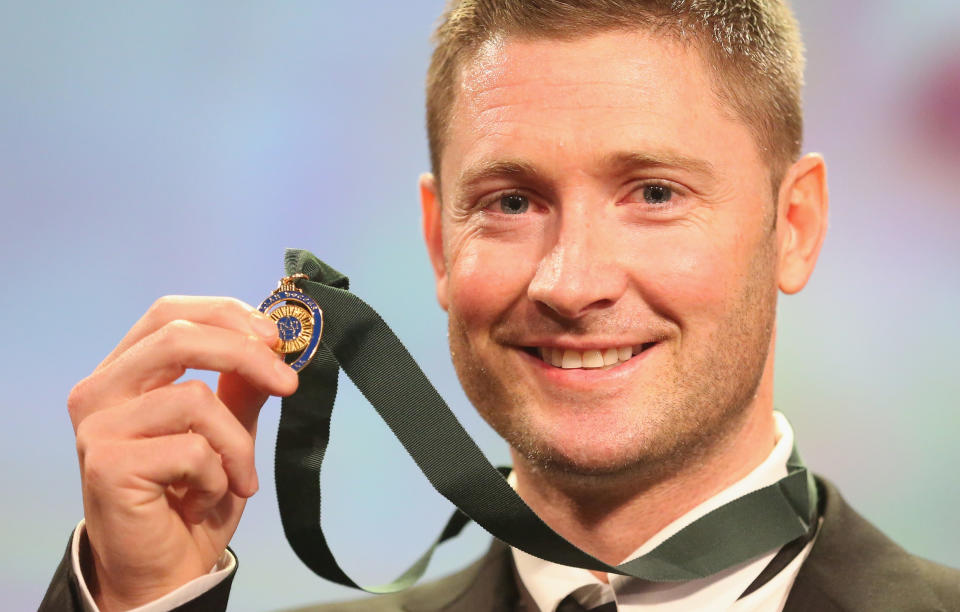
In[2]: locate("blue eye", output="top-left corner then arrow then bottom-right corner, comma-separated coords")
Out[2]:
499,194 -> 530,214
643,184 -> 672,204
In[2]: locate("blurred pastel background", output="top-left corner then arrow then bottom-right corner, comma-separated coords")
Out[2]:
2,1 -> 958,609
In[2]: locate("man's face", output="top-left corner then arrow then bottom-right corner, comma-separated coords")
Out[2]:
426,30 -> 783,477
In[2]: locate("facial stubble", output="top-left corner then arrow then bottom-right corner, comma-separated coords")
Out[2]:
446,230 -> 780,484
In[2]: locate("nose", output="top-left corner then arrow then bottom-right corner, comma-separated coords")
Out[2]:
527,216 -> 627,319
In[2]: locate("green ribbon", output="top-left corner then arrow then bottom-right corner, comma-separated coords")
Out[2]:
274,248 -> 818,593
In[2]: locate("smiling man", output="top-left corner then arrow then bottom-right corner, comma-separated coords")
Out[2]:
41,1 -> 960,611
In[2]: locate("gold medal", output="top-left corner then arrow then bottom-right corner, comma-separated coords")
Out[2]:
258,274 -> 323,372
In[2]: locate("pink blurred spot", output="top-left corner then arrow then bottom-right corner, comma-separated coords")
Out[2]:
918,50 -> 960,156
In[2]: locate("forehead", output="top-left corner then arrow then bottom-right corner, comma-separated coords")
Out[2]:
442,30 -> 761,187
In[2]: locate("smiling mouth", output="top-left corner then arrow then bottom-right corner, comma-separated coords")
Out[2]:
522,343 -> 657,370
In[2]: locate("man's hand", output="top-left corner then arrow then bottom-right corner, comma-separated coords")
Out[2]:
67,296 -> 299,611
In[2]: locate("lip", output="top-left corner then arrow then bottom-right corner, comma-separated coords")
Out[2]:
514,341 -> 659,391
518,338 -> 652,352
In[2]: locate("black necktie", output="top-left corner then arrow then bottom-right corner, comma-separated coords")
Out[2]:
555,595 -> 617,612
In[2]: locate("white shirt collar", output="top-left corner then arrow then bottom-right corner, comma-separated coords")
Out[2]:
511,411 -> 796,612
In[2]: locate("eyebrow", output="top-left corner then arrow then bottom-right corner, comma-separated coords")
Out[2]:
599,150 -> 717,179
457,159 -> 545,190
456,150 -> 717,192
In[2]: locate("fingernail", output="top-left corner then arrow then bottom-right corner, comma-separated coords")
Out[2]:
250,312 -> 278,341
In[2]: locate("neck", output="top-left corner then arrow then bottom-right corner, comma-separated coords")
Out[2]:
511,405 -> 777,582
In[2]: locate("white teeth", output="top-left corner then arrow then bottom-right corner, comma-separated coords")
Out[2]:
561,350 -> 582,369
537,345 -> 641,369
602,347 -> 619,366
550,348 -> 564,367
582,350 -> 604,368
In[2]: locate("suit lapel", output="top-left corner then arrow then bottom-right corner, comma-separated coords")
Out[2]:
399,540 -> 518,612
783,477 -> 947,612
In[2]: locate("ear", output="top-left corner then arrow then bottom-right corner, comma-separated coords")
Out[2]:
776,153 -> 829,294
419,172 -> 449,310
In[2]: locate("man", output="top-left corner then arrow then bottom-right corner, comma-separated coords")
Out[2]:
41,1 -> 960,610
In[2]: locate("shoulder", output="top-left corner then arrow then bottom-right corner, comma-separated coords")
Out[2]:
281,540 -> 517,612
786,476 -> 960,611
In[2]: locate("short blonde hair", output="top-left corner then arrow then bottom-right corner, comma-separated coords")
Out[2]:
426,0 -> 805,189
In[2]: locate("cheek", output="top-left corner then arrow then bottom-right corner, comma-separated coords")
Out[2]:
446,239 -> 538,326
635,229 -> 748,324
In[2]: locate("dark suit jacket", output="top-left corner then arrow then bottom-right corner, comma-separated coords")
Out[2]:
40,478 -> 960,611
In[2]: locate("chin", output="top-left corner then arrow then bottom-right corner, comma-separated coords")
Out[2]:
494,405 -> 666,477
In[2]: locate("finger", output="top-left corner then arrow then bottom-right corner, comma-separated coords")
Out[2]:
76,380 -> 259,497
218,370 -> 289,435
158,433 -> 230,524
91,319 -> 297,407
97,296 -> 278,371
218,373 -> 267,436
83,433 -> 229,524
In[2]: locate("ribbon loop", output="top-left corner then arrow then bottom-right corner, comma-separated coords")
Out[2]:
274,248 -> 818,593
